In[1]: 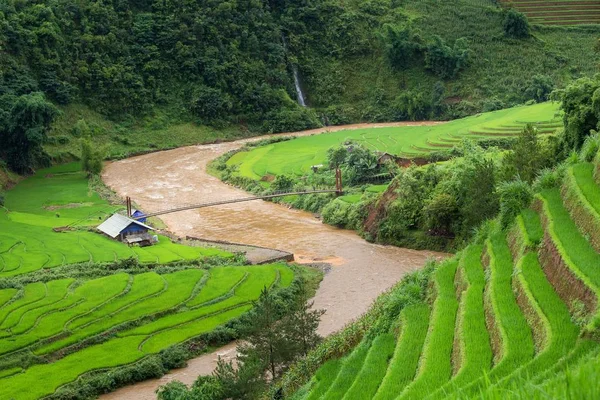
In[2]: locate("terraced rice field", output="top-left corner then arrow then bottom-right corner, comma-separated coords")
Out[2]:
0,163 -> 229,277
501,0 -> 600,26
292,153 -> 600,399
0,264 -> 294,400
227,102 -> 561,179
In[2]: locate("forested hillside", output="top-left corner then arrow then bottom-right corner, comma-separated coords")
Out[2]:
1,0 -> 599,175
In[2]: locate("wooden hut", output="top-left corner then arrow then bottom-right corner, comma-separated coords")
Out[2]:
97,213 -> 156,246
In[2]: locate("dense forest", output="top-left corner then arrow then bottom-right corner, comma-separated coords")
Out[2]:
1,0 -> 599,174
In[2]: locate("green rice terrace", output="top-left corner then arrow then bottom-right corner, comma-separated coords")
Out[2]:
0,162 -> 302,399
0,163 -> 228,277
501,0 -> 600,26
0,264 -> 294,400
227,102 -> 561,179
284,152 -> 600,399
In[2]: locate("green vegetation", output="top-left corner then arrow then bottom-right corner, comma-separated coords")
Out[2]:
227,102 -> 560,178
2,0 -> 599,175
342,334 -> 396,400
0,163 -> 229,277
0,264 -> 294,400
539,189 -> 600,293
321,340 -> 371,399
442,246 -> 492,393
399,261 -> 459,399
372,304 -> 431,400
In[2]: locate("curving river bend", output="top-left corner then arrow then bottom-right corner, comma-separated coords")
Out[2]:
100,122 -> 447,399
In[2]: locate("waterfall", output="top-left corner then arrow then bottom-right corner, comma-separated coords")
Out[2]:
292,65 -> 306,107
282,33 -> 307,107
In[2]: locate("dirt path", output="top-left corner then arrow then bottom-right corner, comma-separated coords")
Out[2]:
100,121 -> 446,399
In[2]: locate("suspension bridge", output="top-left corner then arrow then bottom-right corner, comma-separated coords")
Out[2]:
126,169 -> 344,220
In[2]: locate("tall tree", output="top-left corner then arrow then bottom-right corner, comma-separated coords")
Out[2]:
0,92 -> 58,173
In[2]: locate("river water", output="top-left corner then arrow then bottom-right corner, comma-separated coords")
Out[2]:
100,122 -> 447,399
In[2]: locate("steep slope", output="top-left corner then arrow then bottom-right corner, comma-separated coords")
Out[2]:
285,152 -> 600,399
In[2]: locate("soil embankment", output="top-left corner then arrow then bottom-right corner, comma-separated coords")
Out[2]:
101,122 -> 447,399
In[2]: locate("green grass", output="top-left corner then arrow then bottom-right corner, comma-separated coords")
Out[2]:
0,279 -> 74,333
227,102 -> 560,179
539,189 -> 600,291
321,340 -> 371,399
572,163 -> 600,216
486,234 -> 534,379
186,267 -> 247,307
373,304 -> 431,400
304,358 -> 344,400
342,333 -> 396,400
520,209 -> 544,246
0,264 -> 294,400
398,260 -> 459,399
438,246 -> 492,397
490,252 -> 579,390
0,163 -> 230,277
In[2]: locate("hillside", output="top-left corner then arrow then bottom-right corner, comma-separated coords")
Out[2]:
280,146 -> 600,399
1,0 -> 599,176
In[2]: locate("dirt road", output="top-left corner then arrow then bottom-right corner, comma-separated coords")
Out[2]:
100,122 -> 446,399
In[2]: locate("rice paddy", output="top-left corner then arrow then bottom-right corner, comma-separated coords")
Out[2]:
0,163 -> 230,277
228,102 -> 561,179
0,264 -> 293,400
293,154 -> 600,400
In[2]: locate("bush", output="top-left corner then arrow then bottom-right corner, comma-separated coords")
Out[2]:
72,119 -> 90,138
498,179 -> 533,228
503,9 -> 530,39
423,193 -> 459,235
81,140 -> 104,176
380,24 -> 423,70
424,36 -> 471,79
262,107 -> 321,134
190,86 -> 232,122
525,75 -> 554,103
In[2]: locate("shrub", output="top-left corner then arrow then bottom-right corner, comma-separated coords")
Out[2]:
424,36 -> 471,79
272,175 -> 295,192
498,179 -> 533,228
81,140 -> 104,176
503,9 -> 530,39
190,86 -> 232,122
72,119 -> 90,138
262,107 -> 321,134
380,24 -> 423,70
525,75 -> 554,103
579,132 -> 600,162
423,192 -> 459,235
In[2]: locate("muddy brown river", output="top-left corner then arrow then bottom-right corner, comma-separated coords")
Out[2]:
100,122 -> 447,399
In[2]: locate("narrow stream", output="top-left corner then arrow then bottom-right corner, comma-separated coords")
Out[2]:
100,122 -> 447,399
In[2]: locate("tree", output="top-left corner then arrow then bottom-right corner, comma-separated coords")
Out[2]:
554,76 -> 600,155
327,146 -> 348,169
380,24 -> 423,70
460,157 -> 498,237
0,92 -> 58,173
501,124 -> 548,183
81,139 -> 104,175
525,75 -> 554,103
424,36 -> 471,79
503,9 -> 530,39
279,279 -> 324,357
423,192 -> 459,236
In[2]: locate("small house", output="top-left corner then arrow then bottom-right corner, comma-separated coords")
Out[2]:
97,213 -> 156,247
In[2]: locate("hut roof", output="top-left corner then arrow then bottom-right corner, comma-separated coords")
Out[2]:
97,213 -> 153,238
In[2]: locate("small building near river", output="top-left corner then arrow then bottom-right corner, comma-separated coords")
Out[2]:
97,213 -> 156,246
